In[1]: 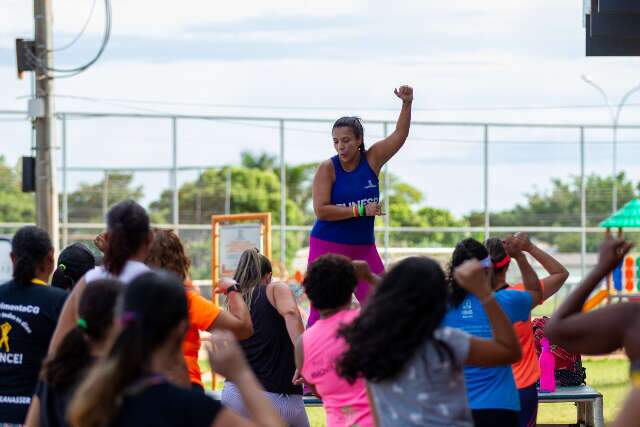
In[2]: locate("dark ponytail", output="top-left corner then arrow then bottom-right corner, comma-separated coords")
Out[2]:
11,226 -> 52,285
333,116 -> 365,152
259,254 -> 272,277
41,279 -> 122,390
103,200 -> 150,276
485,237 -> 510,274
68,271 -> 188,427
448,238 -> 490,307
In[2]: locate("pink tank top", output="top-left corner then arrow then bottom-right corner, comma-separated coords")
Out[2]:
301,309 -> 374,427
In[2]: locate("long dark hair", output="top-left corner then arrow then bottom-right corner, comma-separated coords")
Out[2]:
338,257 -> 452,383
68,271 -> 188,427
333,116 -> 365,152
103,200 -> 150,276
448,238 -> 490,307
11,226 -> 52,285
40,279 -> 122,390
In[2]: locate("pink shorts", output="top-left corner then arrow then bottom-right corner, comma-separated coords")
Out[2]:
306,237 -> 384,327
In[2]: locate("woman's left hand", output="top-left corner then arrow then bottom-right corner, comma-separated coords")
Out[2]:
394,85 -> 413,103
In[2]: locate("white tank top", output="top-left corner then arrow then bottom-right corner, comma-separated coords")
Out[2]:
84,260 -> 150,285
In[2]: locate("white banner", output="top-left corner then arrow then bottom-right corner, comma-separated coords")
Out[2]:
219,224 -> 262,277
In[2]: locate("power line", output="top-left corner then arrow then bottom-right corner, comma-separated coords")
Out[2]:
51,0 -> 98,52
49,94 -> 640,112
28,0 -> 111,77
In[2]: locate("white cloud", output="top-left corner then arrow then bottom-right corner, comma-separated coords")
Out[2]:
3,0 -> 640,216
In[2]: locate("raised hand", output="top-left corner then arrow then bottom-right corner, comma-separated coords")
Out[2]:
205,330 -> 250,382
94,232 -> 107,253
394,85 -> 413,103
597,236 -> 634,274
215,277 -> 238,294
353,260 -> 373,282
513,232 -> 533,252
454,259 -> 492,299
503,235 -> 523,258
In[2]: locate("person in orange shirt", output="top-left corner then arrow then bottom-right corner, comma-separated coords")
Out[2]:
145,229 -> 253,391
486,233 -> 569,427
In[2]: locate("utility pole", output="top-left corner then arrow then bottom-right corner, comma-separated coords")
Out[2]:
33,0 -> 59,251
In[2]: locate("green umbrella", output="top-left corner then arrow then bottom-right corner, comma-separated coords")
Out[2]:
599,199 -> 640,228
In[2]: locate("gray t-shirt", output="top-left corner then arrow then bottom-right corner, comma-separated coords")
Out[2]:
368,327 -> 473,427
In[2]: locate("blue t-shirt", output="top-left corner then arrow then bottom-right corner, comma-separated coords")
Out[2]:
442,290 -> 533,411
310,152 -> 379,245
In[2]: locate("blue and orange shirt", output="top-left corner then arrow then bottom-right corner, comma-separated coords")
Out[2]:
310,153 -> 379,245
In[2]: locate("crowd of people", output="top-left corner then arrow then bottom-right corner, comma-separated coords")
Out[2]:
0,199 -> 635,427
0,87 -> 637,426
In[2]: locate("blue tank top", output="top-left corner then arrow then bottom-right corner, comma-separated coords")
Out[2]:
310,152 -> 379,245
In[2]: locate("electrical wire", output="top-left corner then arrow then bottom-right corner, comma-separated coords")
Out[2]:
51,0 -> 98,52
49,94 -> 640,113
28,0 -> 111,76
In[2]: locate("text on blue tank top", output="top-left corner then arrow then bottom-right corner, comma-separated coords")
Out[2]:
311,153 -> 379,245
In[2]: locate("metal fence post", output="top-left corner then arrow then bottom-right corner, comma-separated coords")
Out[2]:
483,125 -> 490,240
580,127 -> 586,278
61,114 -> 68,247
171,118 -> 179,231
102,171 -> 109,219
279,120 -> 286,269
383,122 -> 390,266
225,168 -> 231,215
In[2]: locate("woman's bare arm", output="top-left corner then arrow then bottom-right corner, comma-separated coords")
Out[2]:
367,86 -> 413,173
545,238 -> 635,354
48,277 -> 85,353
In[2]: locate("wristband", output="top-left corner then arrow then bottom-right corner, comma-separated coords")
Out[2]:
359,204 -> 365,217
479,292 -> 495,305
225,284 -> 241,295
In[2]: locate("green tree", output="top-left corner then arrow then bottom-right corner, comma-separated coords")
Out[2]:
150,166 -> 306,278
0,156 -> 35,222
240,151 -> 317,221
466,173 -> 638,251
65,173 -> 144,223
383,174 -> 468,247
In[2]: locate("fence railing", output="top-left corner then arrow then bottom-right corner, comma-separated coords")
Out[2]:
2,109 -> 640,280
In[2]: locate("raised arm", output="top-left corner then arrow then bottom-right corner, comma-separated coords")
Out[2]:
367,86 -> 413,174
455,260 -> 521,366
506,234 -> 542,306
612,388 -> 640,427
545,237 -> 636,354
48,277 -> 85,353
207,331 -> 285,427
352,260 -> 382,287
214,279 -> 253,340
519,233 -> 569,300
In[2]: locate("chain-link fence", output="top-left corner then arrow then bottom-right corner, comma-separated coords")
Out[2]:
2,109 -> 640,296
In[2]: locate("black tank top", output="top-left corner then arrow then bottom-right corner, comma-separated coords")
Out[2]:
239,285 -> 301,395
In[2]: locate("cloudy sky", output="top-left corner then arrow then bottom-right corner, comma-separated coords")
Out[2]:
2,0 -> 640,217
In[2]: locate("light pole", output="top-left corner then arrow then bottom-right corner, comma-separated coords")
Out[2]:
581,75 -> 640,213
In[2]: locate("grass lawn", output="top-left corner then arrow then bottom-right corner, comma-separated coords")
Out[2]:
201,357 -> 629,426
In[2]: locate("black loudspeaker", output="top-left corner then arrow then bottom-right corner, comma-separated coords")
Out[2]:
22,156 -> 35,193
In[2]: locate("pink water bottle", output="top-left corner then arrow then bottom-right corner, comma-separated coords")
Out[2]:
539,337 -> 556,393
